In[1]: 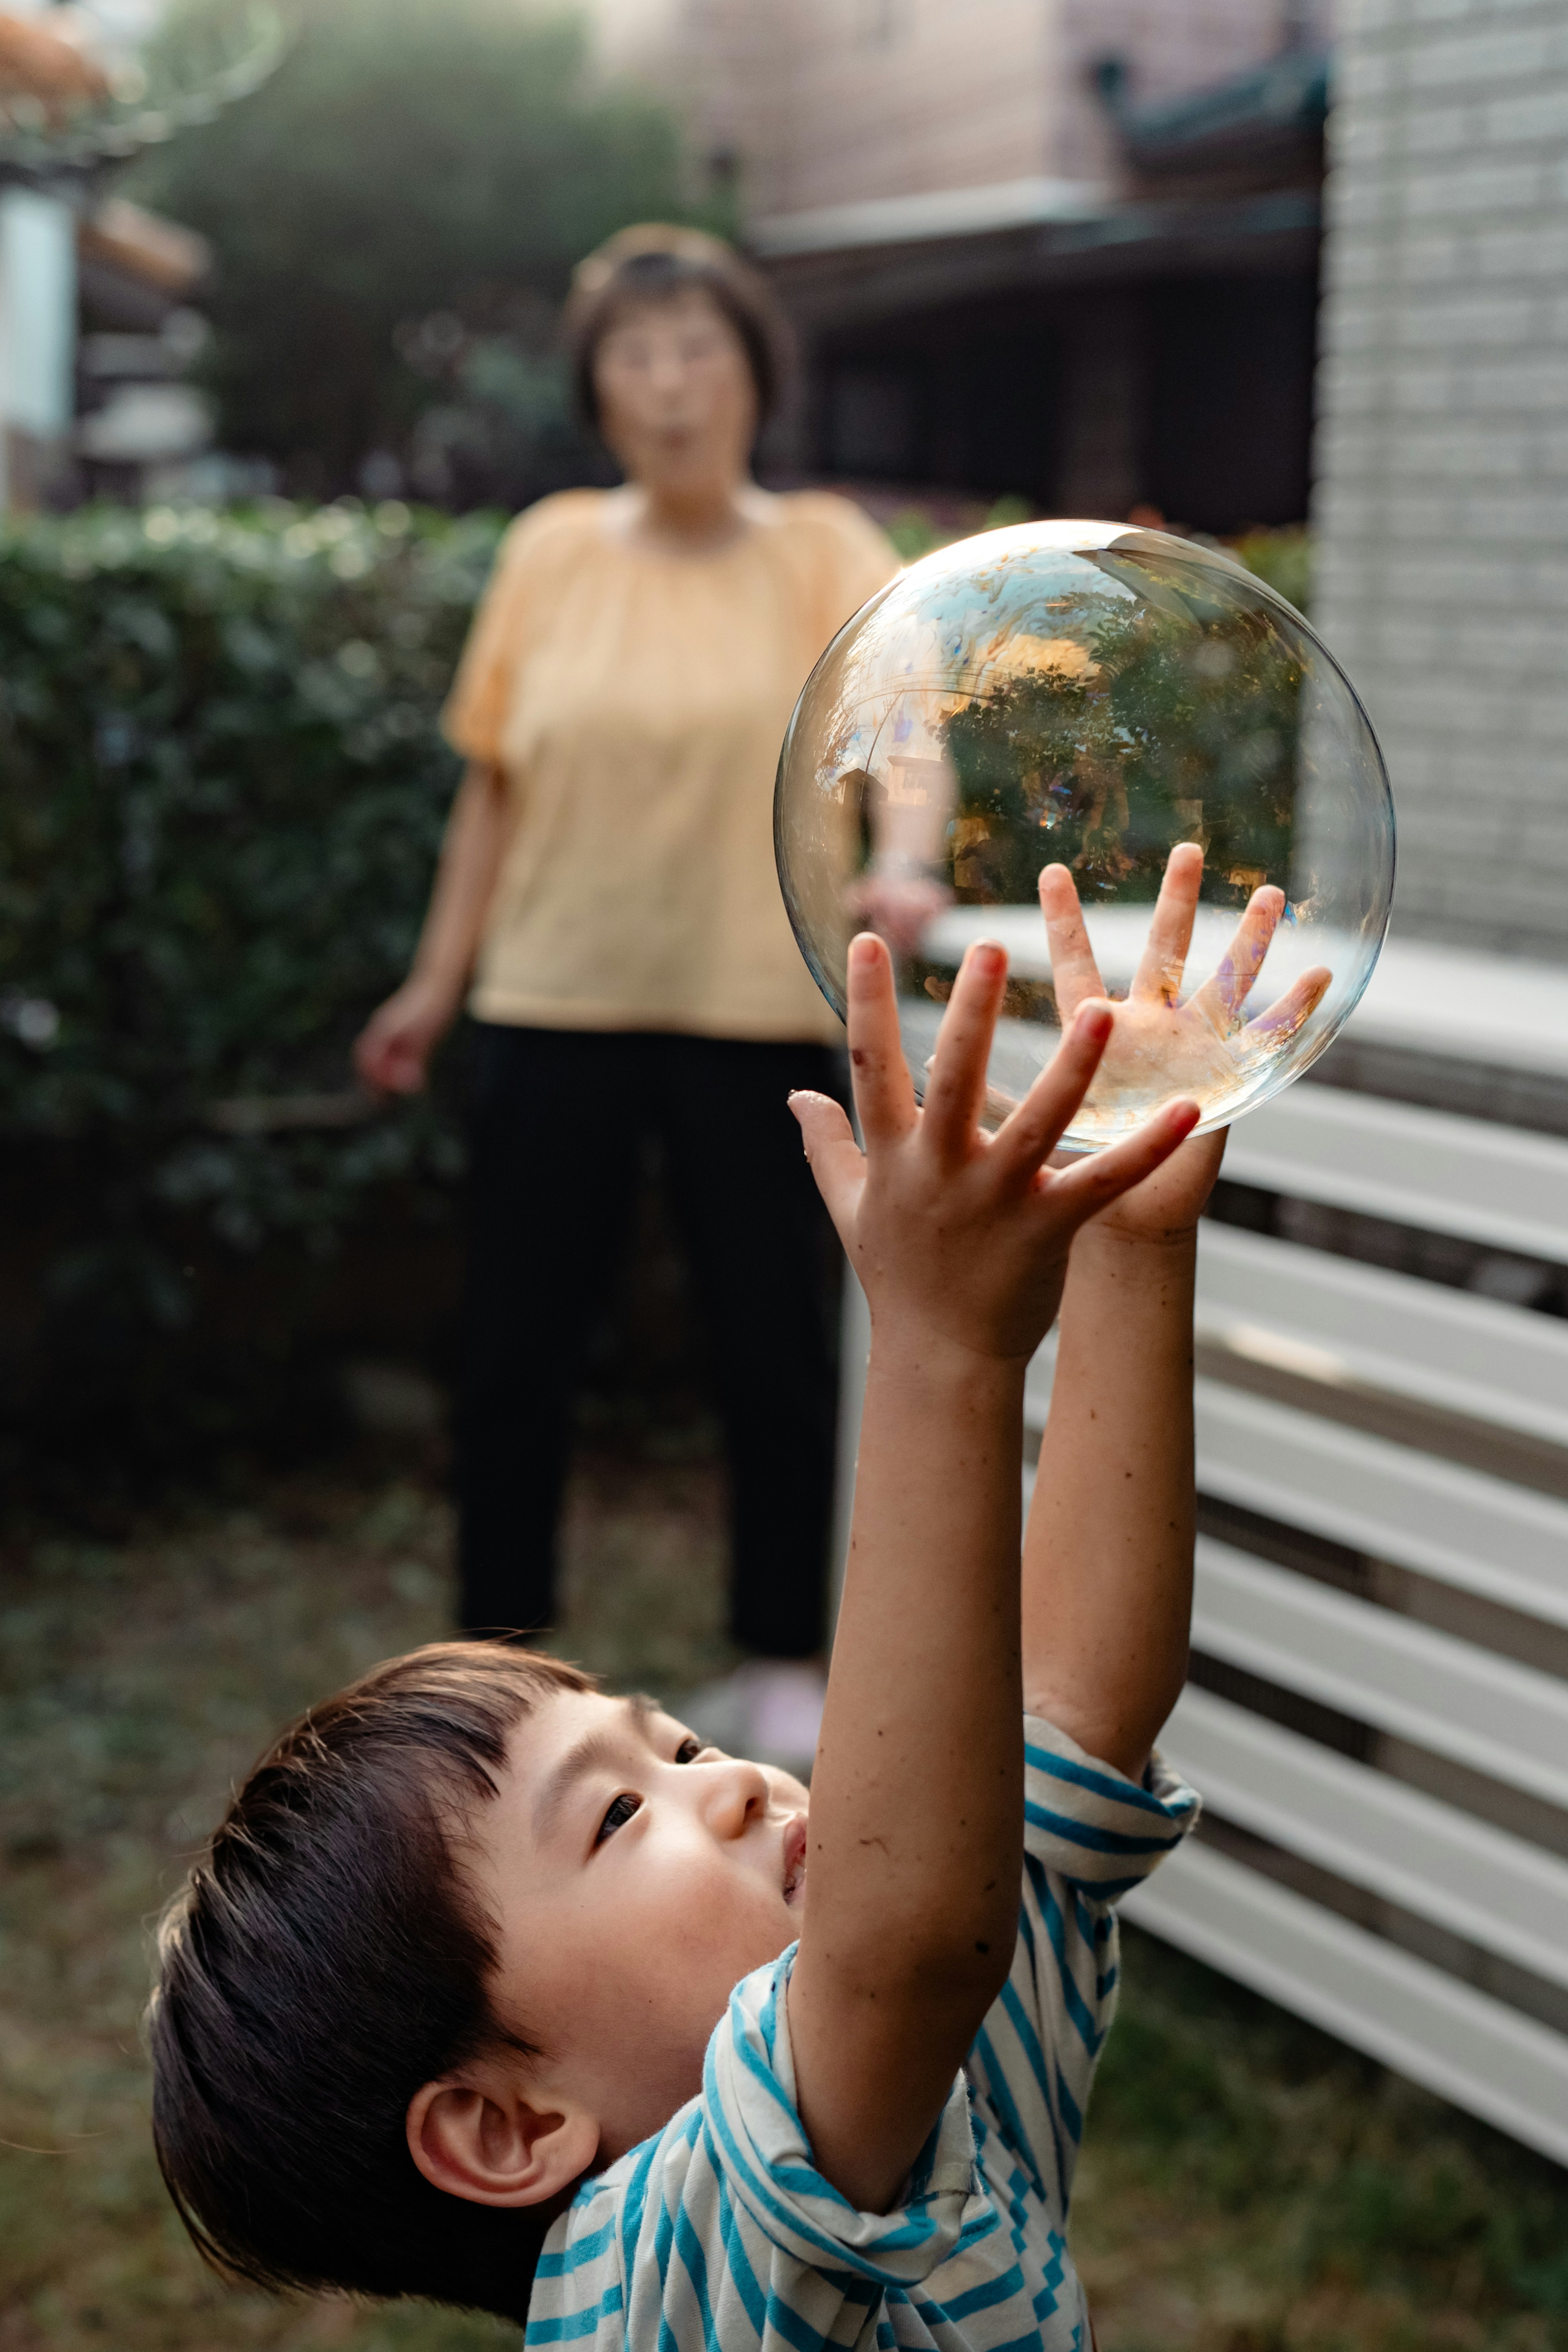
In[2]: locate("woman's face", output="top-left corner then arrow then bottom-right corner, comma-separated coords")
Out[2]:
592,286 -> 758,505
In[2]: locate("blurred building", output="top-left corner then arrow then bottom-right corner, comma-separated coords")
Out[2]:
74,196 -> 215,498
0,5 -> 104,504
584,0 -> 1331,529
0,0 -> 276,510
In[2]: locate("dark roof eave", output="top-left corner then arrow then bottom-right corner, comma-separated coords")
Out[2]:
1097,47 -> 1330,172
759,189 -> 1322,330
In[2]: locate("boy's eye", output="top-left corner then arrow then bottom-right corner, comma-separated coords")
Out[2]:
595,1793 -> 641,1845
674,1737 -> 702,1764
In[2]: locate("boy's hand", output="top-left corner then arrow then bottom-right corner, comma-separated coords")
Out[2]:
790,931 -> 1201,1368
1085,1126 -> 1227,1247
1039,842 -> 1330,1122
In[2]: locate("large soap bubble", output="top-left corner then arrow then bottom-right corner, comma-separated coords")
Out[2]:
775,520 -> 1393,1147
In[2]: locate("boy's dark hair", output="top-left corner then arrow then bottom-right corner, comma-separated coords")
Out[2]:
562,221 -> 793,433
148,1642 -> 594,2325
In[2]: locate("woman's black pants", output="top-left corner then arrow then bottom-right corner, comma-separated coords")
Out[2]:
457,1023 -> 844,1657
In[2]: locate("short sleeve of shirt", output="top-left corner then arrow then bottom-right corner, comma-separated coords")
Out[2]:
787,491 -> 901,651
964,1717 -> 1199,2224
818,493 -> 903,619
528,1957 -> 1003,2352
440,493 -> 588,764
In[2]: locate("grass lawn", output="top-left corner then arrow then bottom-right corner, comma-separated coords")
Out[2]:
3,1455 -> 1567,2352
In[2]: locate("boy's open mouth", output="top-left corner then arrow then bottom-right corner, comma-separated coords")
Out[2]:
781,1815 -> 808,1907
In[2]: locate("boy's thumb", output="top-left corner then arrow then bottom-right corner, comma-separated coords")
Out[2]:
787,1090 -> 862,1226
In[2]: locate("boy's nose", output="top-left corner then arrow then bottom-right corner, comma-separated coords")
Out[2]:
698,1756 -> 771,1839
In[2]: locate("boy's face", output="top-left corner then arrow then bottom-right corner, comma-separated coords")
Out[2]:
472,1688 -> 810,2165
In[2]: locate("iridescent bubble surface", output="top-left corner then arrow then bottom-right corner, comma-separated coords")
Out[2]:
775,520 -> 1394,1148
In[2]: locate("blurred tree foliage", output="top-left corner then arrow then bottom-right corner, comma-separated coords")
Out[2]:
130,0 -> 715,499
0,500 -> 500,1475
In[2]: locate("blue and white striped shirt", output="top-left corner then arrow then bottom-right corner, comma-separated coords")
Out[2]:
526,1717 -> 1198,2352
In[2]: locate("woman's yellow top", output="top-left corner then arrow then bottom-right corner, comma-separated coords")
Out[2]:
442,488 -> 898,1044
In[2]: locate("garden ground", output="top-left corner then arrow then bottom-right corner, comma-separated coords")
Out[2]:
3,1448 -> 1567,2352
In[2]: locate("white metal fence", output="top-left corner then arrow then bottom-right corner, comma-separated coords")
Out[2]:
835,942 -> 1568,2166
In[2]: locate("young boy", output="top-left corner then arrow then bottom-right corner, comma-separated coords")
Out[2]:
149,914 -> 1218,2349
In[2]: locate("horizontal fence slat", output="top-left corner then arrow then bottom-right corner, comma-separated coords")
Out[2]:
1191,1380 -> 1568,1629
1120,1836 -> 1568,2168
1224,1085 -> 1568,1265
1025,1354 -> 1568,1627
1027,1349 -> 1568,1630
1197,1223 -> 1568,1450
1192,1539 -> 1568,1811
1162,1685 -> 1568,1989
1348,935 -> 1568,1081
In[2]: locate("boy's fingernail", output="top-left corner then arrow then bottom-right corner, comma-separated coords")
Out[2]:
848,933 -> 879,967
971,940 -> 1004,971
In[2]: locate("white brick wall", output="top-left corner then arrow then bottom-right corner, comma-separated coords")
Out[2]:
1313,0 -> 1568,956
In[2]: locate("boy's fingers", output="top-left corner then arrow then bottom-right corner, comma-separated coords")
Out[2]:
991,1000 -> 1114,1179
1189,884 -> 1285,1029
1243,963 -> 1332,1045
1130,842 -> 1203,1005
1038,864 -> 1103,1021
1049,1095 -> 1203,1223
844,933 -> 916,1150
919,940 -> 1007,1159
789,1091 -> 864,1233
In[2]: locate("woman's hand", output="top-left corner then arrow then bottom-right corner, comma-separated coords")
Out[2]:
353,972 -> 461,1096
845,869 -> 951,961
789,931 -> 1201,1369
1039,842 -> 1330,1126
352,759 -> 512,1096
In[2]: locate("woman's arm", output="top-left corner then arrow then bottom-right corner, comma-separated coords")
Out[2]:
1020,1133 -> 1224,1777
353,760 -> 512,1094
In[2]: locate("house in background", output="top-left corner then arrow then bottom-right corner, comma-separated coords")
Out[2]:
0,0 -> 246,510
583,0 -> 1330,530
75,194 -> 214,498
0,7 -> 103,506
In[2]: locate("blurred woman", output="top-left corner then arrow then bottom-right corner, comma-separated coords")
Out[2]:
354,225 -> 897,1760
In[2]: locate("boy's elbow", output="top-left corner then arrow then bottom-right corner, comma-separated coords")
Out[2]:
913,1933 -> 1016,2034
1032,1660 -> 1186,1784
832,1908 -> 1016,2016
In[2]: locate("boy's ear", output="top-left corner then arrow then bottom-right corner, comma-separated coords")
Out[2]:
407,2069 -> 599,2209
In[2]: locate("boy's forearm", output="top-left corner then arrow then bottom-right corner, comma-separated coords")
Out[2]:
814,1333 -> 1025,1967
791,1329 -> 1024,2201
1021,1226 -> 1196,1775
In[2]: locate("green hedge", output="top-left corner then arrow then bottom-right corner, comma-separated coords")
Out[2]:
0,500 -> 502,1474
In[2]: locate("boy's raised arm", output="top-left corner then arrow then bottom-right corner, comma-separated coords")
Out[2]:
1021,1131 -> 1225,1778
784,936 -> 1197,2216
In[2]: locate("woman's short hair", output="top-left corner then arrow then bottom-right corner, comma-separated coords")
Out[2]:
147,1643 -> 594,2325
563,223 -> 793,432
